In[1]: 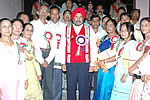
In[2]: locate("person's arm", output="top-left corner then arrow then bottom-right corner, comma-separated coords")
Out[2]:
90,28 -> 98,67
45,35 -> 57,64
0,88 -> 2,99
30,21 -> 45,65
128,53 -> 147,73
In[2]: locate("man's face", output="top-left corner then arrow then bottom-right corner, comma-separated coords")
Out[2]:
73,13 -> 84,26
38,5 -> 49,20
96,5 -> 104,15
50,8 -> 60,24
91,17 -> 100,29
63,11 -> 71,21
66,0 -> 73,9
131,10 -> 140,20
121,15 -> 130,24
86,10 -> 92,21
19,14 -> 29,24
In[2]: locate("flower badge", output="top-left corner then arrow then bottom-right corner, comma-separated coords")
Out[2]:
75,35 -> 86,56
56,34 -> 61,49
44,32 -> 53,48
110,35 -> 120,50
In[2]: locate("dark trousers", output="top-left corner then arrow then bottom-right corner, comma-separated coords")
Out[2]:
53,68 -> 62,100
40,50 -> 54,100
66,63 -> 90,100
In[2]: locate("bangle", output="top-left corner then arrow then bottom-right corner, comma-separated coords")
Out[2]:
145,75 -> 149,82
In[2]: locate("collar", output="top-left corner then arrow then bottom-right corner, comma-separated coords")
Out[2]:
49,20 -> 60,27
38,19 -> 49,25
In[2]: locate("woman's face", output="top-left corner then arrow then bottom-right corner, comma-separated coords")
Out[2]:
23,24 -> 33,39
141,20 -> 150,34
0,20 -> 12,37
120,24 -> 129,40
106,20 -> 116,34
12,21 -> 23,36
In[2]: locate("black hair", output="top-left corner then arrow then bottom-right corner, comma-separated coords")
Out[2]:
106,18 -> 117,27
106,18 -> 118,34
140,17 -> 150,39
0,18 -> 11,26
90,14 -> 100,21
132,9 -> 141,14
102,15 -> 111,22
23,23 -> 33,32
118,7 -> 126,12
96,4 -> 104,9
16,12 -> 29,19
120,13 -> 131,20
11,18 -> 24,27
50,6 -> 60,12
120,22 -> 136,40
63,10 -> 72,16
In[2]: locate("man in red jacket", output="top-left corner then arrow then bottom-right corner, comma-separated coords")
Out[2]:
62,8 -> 97,100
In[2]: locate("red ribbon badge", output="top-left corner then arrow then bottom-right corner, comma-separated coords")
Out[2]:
19,42 -> 28,48
45,32 -> 52,48
136,42 -> 143,51
110,35 -> 120,50
118,48 -> 123,56
56,34 -> 61,49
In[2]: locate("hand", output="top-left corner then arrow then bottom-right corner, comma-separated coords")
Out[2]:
61,64 -> 66,72
128,65 -> 138,74
94,66 -> 99,72
37,75 -> 42,80
24,80 -> 28,89
96,38 -> 101,47
121,74 -> 127,83
113,71 -> 115,76
19,47 -> 25,53
89,66 -> 94,72
98,60 -> 105,67
41,60 -> 48,68
0,88 -> 3,99
141,75 -> 150,83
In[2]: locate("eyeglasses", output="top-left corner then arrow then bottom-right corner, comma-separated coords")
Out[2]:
13,25 -> 23,30
39,9 -> 49,13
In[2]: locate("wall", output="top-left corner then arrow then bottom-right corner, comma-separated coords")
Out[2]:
136,0 -> 149,20
0,0 -> 21,19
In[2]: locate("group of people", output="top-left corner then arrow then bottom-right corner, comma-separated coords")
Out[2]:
0,0 -> 150,100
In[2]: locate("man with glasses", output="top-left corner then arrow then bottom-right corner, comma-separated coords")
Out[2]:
31,0 -> 48,20
31,4 -> 57,100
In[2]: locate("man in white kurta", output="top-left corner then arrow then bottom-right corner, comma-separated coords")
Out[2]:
31,4 -> 57,100
48,6 -> 66,100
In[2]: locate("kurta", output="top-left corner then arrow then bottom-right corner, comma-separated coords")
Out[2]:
129,39 -> 150,100
111,40 -> 137,100
0,42 -> 19,100
25,41 -> 43,100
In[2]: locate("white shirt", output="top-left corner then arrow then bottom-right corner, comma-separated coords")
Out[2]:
48,20 -> 66,69
73,24 -> 83,35
31,19 -> 57,64
89,26 -> 98,66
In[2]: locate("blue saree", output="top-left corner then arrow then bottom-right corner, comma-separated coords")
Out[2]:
93,35 -> 116,100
